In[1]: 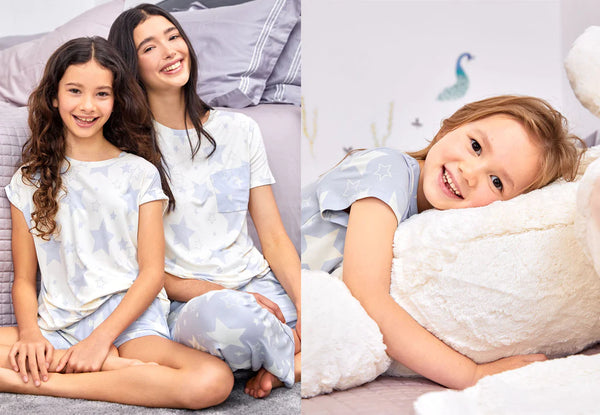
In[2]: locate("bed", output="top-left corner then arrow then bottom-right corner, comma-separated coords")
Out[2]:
0,0 -> 301,413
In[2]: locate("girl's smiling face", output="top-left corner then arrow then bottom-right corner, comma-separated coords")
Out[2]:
133,15 -> 190,93
418,114 -> 543,211
52,59 -> 114,146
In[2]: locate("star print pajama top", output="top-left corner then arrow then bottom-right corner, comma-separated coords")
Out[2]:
301,147 -> 421,273
155,109 -> 275,289
5,153 -> 170,332
158,110 -> 296,387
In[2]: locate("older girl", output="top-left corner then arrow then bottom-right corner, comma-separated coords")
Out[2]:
0,37 -> 232,409
109,4 -> 301,398
302,95 -> 584,388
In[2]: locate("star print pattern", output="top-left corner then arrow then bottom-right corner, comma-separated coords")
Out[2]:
155,110 -> 275,289
5,152 -> 169,331
301,148 -> 421,272
171,278 -> 295,387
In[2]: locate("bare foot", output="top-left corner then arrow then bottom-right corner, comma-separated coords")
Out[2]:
244,368 -> 283,399
101,355 -> 157,371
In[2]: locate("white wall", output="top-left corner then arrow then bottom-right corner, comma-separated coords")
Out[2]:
0,0 -> 158,37
0,0 -> 110,36
302,0 -> 600,185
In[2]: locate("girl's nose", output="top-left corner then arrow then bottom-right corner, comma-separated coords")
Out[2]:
79,94 -> 94,111
459,160 -> 481,187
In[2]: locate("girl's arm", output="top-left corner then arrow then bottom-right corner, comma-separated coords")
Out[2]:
248,185 -> 301,322
343,197 -> 545,389
56,200 -> 166,373
9,204 -> 55,386
164,273 -> 225,301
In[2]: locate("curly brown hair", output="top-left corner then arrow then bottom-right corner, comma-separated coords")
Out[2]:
23,36 -> 174,240
408,95 -> 586,192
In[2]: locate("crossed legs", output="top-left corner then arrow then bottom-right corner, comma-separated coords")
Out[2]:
0,327 -> 233,409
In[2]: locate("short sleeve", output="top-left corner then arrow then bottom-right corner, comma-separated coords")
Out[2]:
315,148 -> 419,227
4,168 -> 33,215
138,164 -> 169,214
247,118 -> 275,189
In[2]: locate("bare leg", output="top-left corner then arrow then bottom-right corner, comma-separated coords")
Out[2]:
0,334 -> 233,409
0,327 -> 151,377
245,327 -> 301,398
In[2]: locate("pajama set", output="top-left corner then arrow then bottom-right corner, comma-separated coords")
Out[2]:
5,153 -> 171,348
158,109 -> 296,387
301,147 -> 421,273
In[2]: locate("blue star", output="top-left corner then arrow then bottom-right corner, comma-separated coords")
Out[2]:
193,182 -> 210,205
122,182 -> 139,213
170,218 -> 194,249
223,212 -> 244,233
89,164 -> 111,178
40,238 -> 62,266
70,259 -> 88,291
90,220 -> 115,255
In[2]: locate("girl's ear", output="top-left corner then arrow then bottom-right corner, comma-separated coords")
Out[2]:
52,98 -> 58,108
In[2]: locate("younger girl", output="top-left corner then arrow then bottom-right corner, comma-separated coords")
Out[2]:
108,4 -> 300,399
302,95 -> 584,388
0,37 -> 232,409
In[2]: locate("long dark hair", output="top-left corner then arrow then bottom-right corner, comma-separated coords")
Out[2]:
108,3 -> 216,159
24,36 -> 175,239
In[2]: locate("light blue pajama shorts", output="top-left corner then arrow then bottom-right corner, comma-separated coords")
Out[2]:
40,293 -> 170,349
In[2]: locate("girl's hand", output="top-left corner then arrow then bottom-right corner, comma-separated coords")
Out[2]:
55,336 -> 112,374
473,353 -> 547,386
248,292 -> 286,324
9,330 -> 54,386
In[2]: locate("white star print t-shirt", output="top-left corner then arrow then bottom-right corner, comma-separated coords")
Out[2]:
5,152 -> 169,331
156,109 -> 275,289
301,148 -> 420,272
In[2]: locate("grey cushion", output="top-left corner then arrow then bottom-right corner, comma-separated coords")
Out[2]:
174,0 -> 300,108
261,19 -> 300,105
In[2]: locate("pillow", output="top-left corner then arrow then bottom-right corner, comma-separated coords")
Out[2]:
575,154 -> 600,279
0,33 -> 46,51
0,106 -> 30,327
301,269 -> 391,398
174,0 -> 300,108
260,19 -> 301,105
565,26 -> 600,118
388,168 -> 600,370
0,0 -> 126,106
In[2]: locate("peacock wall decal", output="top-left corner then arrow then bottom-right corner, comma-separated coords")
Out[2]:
437,52 -> 474,101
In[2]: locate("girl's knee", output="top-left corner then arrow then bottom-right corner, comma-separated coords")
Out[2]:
181,360 -> 234,409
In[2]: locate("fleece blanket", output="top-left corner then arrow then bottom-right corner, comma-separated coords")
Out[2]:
414,353 -> 600,415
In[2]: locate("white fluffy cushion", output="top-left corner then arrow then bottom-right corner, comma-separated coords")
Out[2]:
565,25 -> 600,118
301,269 -> 391,398
389,167 -> 600,369
575,156 -> 600,277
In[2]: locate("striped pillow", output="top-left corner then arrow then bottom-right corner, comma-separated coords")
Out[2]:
175,0 -> 300,108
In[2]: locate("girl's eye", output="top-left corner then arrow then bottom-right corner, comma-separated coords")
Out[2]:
68,88 -> 81,94
143,46 -> 155,53
470,138 -> 481,155
97,91 -> 111,97
491,175 -> 503,191
169,34 -> 180,41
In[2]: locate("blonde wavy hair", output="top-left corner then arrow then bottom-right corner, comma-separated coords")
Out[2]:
408,95 -> 586,192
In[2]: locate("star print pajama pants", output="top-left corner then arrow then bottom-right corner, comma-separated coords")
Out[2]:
167,271 -> 297,387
